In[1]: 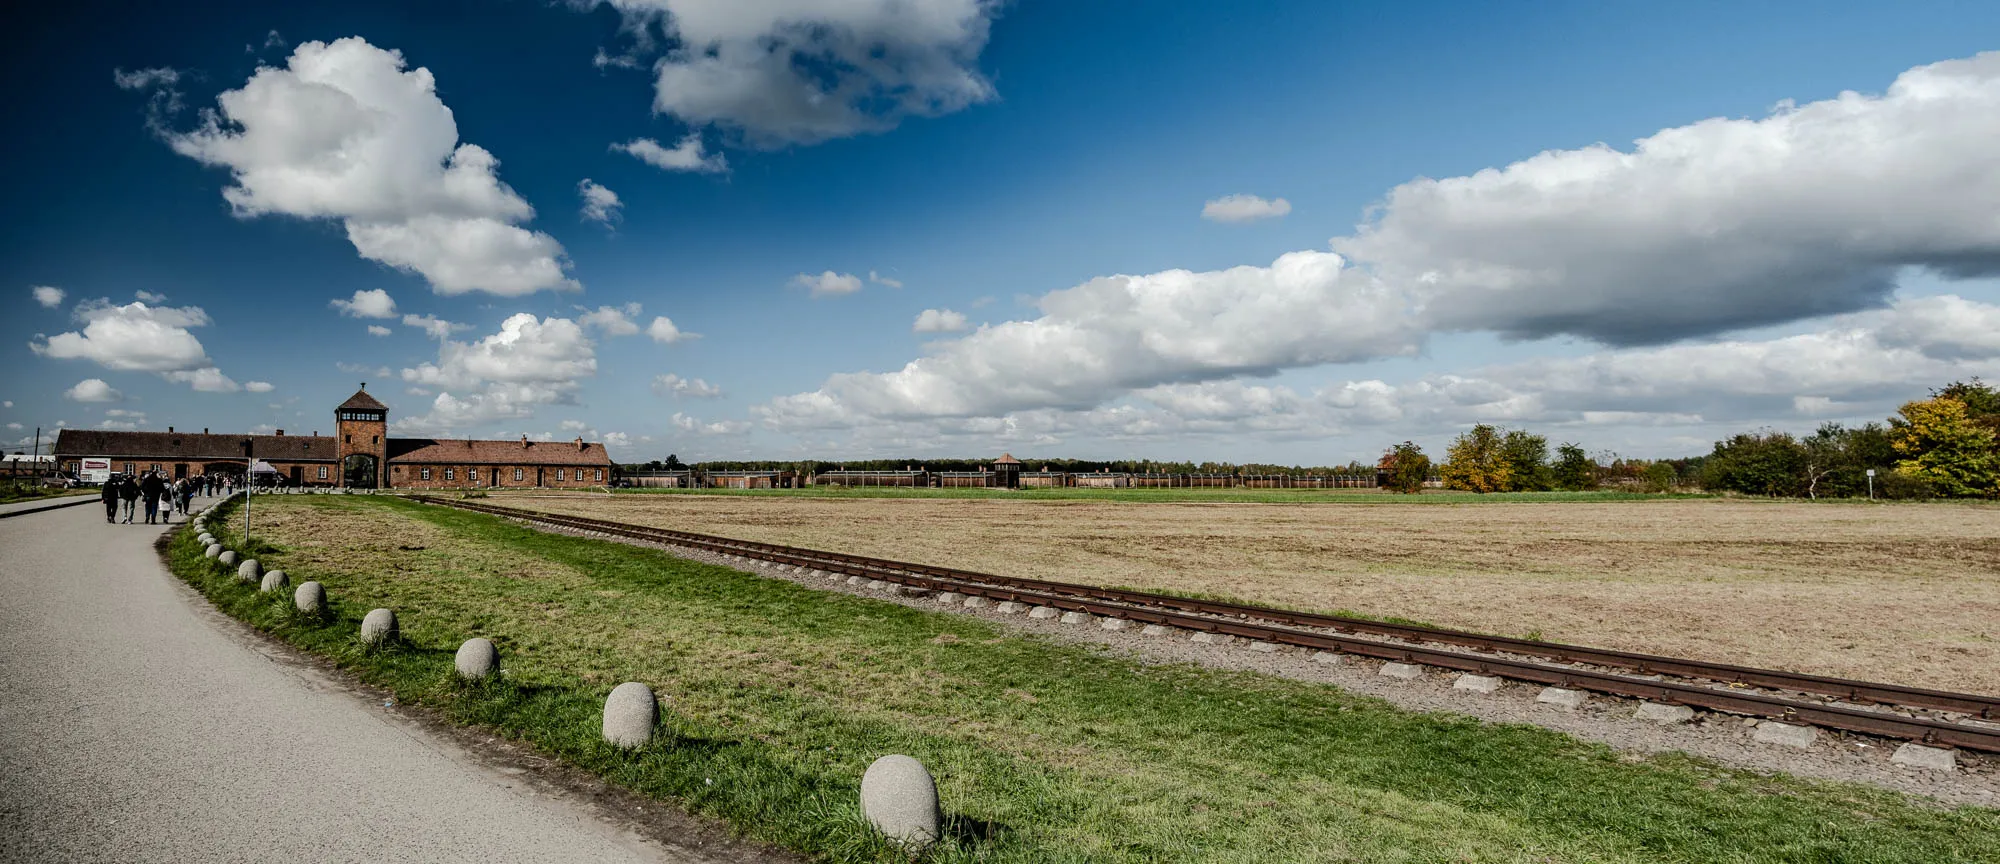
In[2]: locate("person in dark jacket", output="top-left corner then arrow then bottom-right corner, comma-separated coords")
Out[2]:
117,475 -> 140,523
100,474 -> 121,523
140,472 -> 167,524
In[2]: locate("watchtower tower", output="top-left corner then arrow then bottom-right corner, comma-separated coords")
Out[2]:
335,385 -> 389,488
994,452 -> 1021,489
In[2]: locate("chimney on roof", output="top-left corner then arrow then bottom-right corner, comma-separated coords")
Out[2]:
168,426 -> 174,433
276,429 -> 284,436
576,436 -> 584,451
203,427 -> 209,434
521,435 -> 529,446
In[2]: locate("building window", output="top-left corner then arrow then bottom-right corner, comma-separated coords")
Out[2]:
150,464 -> 162,473
421,467 -> 432,481
373,435 -> 378,444
469,468 -> 478,482
515,468 -> 524,481
595,469 -> 603,481
124,462 -> 135,474
444,468 -> 454,481
557,469 -> 566,481
318,466 -> 328,480
345,434 -> 351,443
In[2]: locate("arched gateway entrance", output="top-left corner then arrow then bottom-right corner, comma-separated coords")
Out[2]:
343,454 -> 379,489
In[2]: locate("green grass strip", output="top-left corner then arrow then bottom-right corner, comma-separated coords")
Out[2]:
170,496 -> 1998,863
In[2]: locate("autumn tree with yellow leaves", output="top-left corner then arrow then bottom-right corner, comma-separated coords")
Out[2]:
1890,389 -> 2000,499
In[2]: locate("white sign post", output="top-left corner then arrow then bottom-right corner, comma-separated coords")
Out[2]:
1866,468 -> 1876,501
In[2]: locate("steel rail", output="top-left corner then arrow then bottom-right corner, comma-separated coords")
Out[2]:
412,496 -> 2000,752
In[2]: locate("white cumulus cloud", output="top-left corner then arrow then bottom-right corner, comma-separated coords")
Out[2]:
402,313 -> 468,340
163,37 -> 578,296
592,0 -> 999,147
760,250 -> 1417,426
653,373 -> 722,398
1336,51 -> 2000,345
612,135 -> 727,173
31,299 -> 239,391
912,308 -> 967,333
647,316 -> 697,343
759,51 -> 2000,443
64,379 -> 122,403
32,286 -> 65,308
579,303 -> 643,336
330,288 -> 398,318
791,271 -> 863,298
578,179 -> 624,224
245,381 -> 275,393
1202,194 -> 1291,223
367,324 -> 393,336
394,313 -> 600,433
869,270 -> 904,288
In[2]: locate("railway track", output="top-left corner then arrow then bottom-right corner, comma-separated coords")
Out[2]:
413,496 -> 2000,754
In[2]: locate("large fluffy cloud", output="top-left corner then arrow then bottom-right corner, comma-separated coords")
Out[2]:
762,52 -> 2000,440
31,299 -> 240,392
761,250 -> 1418,427
595,0 -> 998,146
330,288 -> 397,318
64,379 -> 122,403
395,313 -> 598,432
765,295 -> 2000,457
1336,51 -> 2000,345
165,38 -> 577,296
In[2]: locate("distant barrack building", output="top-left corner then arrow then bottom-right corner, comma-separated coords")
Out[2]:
53,386 -> 612,489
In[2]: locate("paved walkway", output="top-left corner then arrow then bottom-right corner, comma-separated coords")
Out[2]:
0,493 -> 97,518
0,498 -> 721,863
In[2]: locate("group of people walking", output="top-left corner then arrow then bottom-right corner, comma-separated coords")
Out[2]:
98,471 -> 220,524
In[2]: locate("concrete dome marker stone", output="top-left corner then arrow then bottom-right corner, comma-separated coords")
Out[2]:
602,682 -> 658,749
204,544 -> 223,559
455,638 -> 500,680
295,581 -> 327,615
860,754 -> 941,850
360,608 -> 398,645
260,570 -> 289,593
237,559 -> 262,583
218,551 -> 238,567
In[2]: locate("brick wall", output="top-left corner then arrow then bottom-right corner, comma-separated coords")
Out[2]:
386,463 -> 610,489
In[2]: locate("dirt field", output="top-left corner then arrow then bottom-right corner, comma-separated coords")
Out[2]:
499,493 -> 2000,695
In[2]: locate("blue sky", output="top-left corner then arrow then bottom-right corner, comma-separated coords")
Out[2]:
8,1 -> 2000,464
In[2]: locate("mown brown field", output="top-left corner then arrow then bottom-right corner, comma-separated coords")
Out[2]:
495,493 -> 2000,695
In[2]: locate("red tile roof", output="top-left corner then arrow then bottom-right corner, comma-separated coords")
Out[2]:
386,437 -> 611,466
54,429 -> 339,461
337,388 -> 388,411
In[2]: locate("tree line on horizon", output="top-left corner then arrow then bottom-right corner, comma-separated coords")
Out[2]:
1378,379 -> 1999,498
616,380 -> 1998,500
620,455 -> 1381,477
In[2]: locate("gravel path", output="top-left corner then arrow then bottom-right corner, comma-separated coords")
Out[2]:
0,498 -> 772,864
541,520 -> 2000,809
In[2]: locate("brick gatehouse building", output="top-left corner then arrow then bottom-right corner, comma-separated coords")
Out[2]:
54,386 -> 613,490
